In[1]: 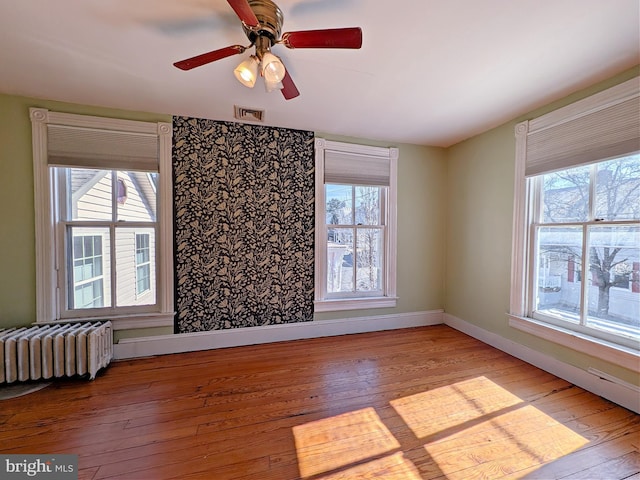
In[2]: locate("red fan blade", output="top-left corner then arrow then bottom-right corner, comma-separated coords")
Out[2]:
281,70 -> 300,100
280,27 -> 362,49
173,45 -> 246,71
227,0 -> 260,28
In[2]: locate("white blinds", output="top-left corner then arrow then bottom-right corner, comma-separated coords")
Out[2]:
324,149 -> 390,186
526,98 -> 640,176
524,77 -> 640,177
47,124 -> 159,172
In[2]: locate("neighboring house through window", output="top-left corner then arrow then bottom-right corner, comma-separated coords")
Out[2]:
315,139 -> 398,312
30,109 -> 174,329
72,234 -> 105,309
510,77 -> 640,370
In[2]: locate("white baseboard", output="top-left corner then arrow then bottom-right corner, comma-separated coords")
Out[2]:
113,310 -> 444,360
444,313 -> 640,414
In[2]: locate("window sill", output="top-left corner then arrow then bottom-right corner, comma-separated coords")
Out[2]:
315,297 -> 398,313
508,314 -> 639,372
37,312 -> 175,331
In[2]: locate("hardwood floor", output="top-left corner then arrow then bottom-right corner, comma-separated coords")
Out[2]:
1,325 -> 638,479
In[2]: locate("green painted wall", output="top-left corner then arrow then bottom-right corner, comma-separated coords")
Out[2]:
0,94 -> 171,329
0,96 -> 36,328
445,66 -> 640,386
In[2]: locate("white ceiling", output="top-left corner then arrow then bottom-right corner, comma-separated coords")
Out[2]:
0,0 -> 638,147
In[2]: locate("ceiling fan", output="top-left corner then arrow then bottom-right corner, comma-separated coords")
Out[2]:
173,0 -> 363,100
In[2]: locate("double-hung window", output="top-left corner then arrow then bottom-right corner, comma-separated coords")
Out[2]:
510,78 -> 640,369
315,139 -> 398,312
30,109 -> 174,328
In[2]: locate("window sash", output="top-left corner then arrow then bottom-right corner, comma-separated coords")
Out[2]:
325,224 -> 386,298
527,221 -> 640,349
61,222 -> 158,317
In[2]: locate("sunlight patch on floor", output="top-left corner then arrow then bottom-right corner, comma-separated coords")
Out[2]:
293,377 -> 590,479
391,376 -> 524,438
293,407 -> 400,478
391,376 -> 589,478
425,404 -> 589,478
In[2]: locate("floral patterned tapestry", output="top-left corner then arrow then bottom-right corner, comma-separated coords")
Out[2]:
173,117 -> 315,333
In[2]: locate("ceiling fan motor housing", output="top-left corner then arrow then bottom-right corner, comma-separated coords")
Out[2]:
243,0 -> 284,45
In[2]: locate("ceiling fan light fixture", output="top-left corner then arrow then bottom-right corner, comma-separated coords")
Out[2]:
261,52 -> 286,83
233,55 -> 259,88
173,0 -> 363,101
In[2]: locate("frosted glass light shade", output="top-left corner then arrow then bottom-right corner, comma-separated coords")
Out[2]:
261,52 -> 286,83
234,56 -> 259,88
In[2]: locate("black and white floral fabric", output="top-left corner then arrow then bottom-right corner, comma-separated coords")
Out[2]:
173,117 -> 315,333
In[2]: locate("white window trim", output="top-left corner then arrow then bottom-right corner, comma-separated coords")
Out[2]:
30,108 -> 174,330
509,78 -> 640,368
508,315 -> 639,371
314,138 -> 398,312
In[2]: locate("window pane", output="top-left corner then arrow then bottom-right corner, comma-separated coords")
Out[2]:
69,227 -> 111,309
595,154 -> 640,221
355,187 -> 381,226
356,228 -> 383,292
117,171 -> 158,222
67,168 -> 113,221
327,227 -> 353,293
326,184 -> 352,225
535,226 -> 584,322
116,227 -> 156,306
586,225 -> 640,340
541,165 -> 590,223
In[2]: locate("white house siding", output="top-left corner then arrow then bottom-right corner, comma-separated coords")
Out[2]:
118,173 -> 156,222
74,171 -> 112,220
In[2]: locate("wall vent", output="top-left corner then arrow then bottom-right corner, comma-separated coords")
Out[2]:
234,105 -> 265,122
